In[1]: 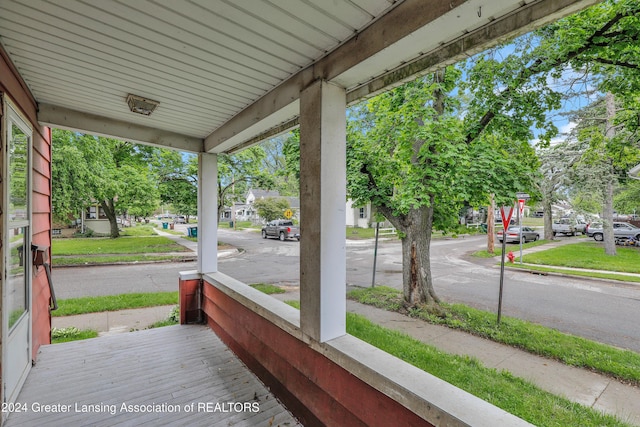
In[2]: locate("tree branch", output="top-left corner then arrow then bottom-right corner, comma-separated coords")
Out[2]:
465,9 -> 636,144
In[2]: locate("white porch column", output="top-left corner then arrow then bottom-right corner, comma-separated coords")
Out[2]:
198,152 -> 218,274
299,80 -> 346,342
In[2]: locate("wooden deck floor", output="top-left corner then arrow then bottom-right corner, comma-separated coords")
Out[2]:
6,325 -> 301,426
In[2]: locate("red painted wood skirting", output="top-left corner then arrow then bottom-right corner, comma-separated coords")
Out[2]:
201,282 -> 433,427
179,278 -> 201,325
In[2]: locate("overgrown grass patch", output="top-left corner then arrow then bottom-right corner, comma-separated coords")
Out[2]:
250,283 -> 285,294
53,292 -> 179,316
285,299 -> 628,426
348,286 -> 640,385
52,236 -> 190,255
148,306 -> 180,329
522,242 -> 640,273
51,327 -> 98,343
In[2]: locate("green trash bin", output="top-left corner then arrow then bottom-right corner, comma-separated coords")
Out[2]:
229,221 -> 234,228
162,222 -> 168,229
480,223 -> 487,233
187,226 -> 198,237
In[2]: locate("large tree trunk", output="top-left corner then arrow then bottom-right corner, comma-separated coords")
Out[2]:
100,199 -> 120,238
487,194 -> 495,254
603,174 -> 616,255
603,92 -> 616,255
394,204 -> 440,307
543,196 -> 554,240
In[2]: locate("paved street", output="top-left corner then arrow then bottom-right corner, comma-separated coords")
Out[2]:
51,228 -> 640,352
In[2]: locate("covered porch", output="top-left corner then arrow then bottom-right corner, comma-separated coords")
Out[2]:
0,1 -> 599,425
6,325 -> 300,426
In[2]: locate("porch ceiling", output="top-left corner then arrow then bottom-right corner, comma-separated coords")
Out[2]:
0,0 -> 597,154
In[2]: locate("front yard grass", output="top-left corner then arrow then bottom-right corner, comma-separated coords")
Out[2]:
508,264 -> 640,283
522,241 -> 640,274
52,292 -> 179,317
285,299 -> 630,427
472,239 -> 550,258
348,286 -> 640,386
51,327 -> 98,344
52,236 -> 190,255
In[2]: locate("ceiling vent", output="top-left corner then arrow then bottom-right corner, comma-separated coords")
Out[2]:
126,94 -> 159,116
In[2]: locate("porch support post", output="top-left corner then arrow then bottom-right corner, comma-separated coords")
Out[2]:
299,80 -> 346,342
198,152 -> 218,274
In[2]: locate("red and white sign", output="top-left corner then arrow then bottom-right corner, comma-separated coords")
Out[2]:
518,199 -> 526,216
500,206 -> 514,227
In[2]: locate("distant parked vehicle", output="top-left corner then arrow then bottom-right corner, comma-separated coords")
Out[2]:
174,215 -> 186,224
552,218 -> 586,236
262,220 -> 300,241
587,221 -> 640,242
497,226 -> 539,243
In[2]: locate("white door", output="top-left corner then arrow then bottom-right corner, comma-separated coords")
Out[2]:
2,99 -> 32,404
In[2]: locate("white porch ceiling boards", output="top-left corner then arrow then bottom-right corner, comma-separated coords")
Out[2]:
0,0 -> 598,153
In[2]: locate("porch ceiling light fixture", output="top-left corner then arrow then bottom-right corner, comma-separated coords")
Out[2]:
126,94 -> 159,116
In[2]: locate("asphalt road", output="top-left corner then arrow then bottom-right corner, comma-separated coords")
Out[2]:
51,229 -> 640,352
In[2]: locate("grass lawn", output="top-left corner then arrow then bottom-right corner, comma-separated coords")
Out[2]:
348,286 -> 640,386
53,254 -> 193,266
120,225 -> 158,236
52,236 -> 190,255
522,241 -> 640,273
52,292 -> 179,316
250,283 -> 285,294
51,327 -> 98,344
284,299 -> 629,427
473,239 -> 551,258
508,264 -> 640,283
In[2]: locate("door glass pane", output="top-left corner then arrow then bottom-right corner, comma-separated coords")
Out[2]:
8,228 -> 27,330
9,123 -> 28,221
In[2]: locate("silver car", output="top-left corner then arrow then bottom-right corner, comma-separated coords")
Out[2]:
587,222 -> 640,242
497,226 -> 539,243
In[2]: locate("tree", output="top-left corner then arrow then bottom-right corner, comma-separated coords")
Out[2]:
348,71 -> 537,307
218,147 -> 274,215
260,135 -> 299,196
348,0 -> 640,306
51,130 -> 160,238
253,197 -> 290,222
535,142 -> 582,240
157,152 -> 198,221
571,93 -> 640,254
51,130 -> 93,223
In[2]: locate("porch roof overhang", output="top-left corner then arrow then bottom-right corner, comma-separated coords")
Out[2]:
0,0 -> 598,154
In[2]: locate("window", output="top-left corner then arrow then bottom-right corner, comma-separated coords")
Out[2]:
5,102 -> 31,331
359,207 -> 366,219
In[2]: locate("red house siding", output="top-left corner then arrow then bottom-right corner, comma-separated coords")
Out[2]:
31,126 -> 53,360
1,46 -> 53,361
201,281 -> 433,427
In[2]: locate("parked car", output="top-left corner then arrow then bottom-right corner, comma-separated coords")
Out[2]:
587,221 -> 640,242
497,226 -> 539,243
174,215 -> 186,224
552,218 -> 587,236
261,220 -> 300,241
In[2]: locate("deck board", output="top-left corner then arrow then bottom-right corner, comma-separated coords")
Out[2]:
6,325 -> 301,427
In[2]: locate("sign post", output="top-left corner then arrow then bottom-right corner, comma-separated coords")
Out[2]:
283,209 -> 293,219
498,205 -> 514,325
